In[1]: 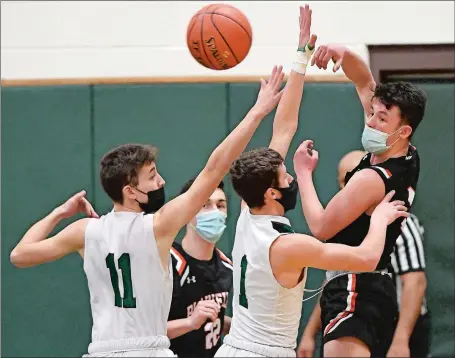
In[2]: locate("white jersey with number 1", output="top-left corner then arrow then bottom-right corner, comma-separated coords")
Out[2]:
83,210 -> 175,357
218,206 -> 306,357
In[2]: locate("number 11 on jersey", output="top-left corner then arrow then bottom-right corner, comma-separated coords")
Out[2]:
106,253 -> 137,308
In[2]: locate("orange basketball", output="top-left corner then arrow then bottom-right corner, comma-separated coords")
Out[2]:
186,4 -> 253,70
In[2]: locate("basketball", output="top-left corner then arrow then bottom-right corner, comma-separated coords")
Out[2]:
186,4 -> 253,70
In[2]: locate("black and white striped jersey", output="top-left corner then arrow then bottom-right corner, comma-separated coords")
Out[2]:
390,213 -> 428,316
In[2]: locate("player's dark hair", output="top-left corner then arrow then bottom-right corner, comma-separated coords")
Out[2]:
230,147 -> 283,208
100,143 -> 157,203
373,82 -> 427,137
179,178 -> 225,195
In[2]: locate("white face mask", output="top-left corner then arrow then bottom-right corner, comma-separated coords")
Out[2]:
361,125 -> 404,154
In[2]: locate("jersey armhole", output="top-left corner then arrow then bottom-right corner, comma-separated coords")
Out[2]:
82,218 -> 96,267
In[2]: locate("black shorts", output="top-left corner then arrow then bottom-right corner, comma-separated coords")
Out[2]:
320,272 -> 398,355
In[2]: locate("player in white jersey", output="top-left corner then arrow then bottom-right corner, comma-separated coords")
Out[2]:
215,5 -> 409,358
9,66 -> 285,357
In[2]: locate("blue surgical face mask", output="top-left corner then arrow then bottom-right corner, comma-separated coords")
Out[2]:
190,210 -> 227,244
361,125 -> 403,154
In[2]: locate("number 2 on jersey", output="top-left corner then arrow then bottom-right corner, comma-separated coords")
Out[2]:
105,253 -> 136,308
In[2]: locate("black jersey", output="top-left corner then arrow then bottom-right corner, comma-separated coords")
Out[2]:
331,145 -> 420,270
168,242 -> 233,358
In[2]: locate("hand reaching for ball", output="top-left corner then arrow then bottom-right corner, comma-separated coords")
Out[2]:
253,65 -> 285,118
299,4 -> 317,50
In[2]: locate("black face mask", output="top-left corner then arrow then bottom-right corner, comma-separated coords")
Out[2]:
135,186 -> 165,214
275,179 -> 299,213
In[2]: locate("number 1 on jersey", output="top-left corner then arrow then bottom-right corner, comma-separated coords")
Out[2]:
239,255 -> 248,309
106,253 -> 137,308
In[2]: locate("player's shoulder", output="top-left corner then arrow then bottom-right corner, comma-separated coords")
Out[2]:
215,247 -> 233,268
360,146 -> 418,187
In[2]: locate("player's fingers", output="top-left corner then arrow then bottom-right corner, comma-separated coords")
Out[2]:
200,307 -> 215,317
271,65 -> 283,88
311,47 -> 320,66
395,205 -> 408,212
333,58 -> 343,72
396,211 -> 410,219
210,312 -> 218,322
269,65 -> 277,81
382,190 -> 396,203
321,51 -> 332,70
259,78 -> 266,89
201,300 -> 218,310
275,88 -> 285,101
73,190 -> 86,200
300,5 -> 307,29
90,205 -> 100,218
316,47 -> 327,68
305,8 -> 312,34
391,200 -> 405,206
311,47 -> 322,66
297,140 -> 313,154
308,34 -> 317,49
312,150 -> 319,161
81,197 -> 92,215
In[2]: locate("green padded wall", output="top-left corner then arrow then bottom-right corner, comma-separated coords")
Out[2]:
1,81 -> 453,357
408,82 -> 455,357
1,86 -> 93,357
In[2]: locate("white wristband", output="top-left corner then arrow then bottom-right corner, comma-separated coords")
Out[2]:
292,44 -> 315,75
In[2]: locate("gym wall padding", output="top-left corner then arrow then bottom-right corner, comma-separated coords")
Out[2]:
1,86 -> 93,357
1,81 -> 453,357
408,82 -> 455,357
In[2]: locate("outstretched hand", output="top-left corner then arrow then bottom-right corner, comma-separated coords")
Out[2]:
253,65 -> 285,117
311,44 -> 347,72
299,4 -> 317,50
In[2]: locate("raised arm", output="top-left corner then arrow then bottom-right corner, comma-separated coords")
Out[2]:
269,4 -> 317,159
271,191 -> 408,272
293,140 -> 384,240
10,190 -> 98,268
311,44 -> 376,116
153,67 -> 284,245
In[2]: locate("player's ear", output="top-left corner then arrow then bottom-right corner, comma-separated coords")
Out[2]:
265,187 -> 280,202
399,125 -> 412,139
123,185 -> 136,201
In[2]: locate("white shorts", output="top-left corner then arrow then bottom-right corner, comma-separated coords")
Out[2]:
83,336 -> 176,357
215,335 -> 296,358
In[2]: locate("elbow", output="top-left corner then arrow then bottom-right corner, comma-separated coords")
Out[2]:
10,249 -> 34,268
10,249 -> 26,268
360,253 -> 380,272
312,227 -> 332,241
